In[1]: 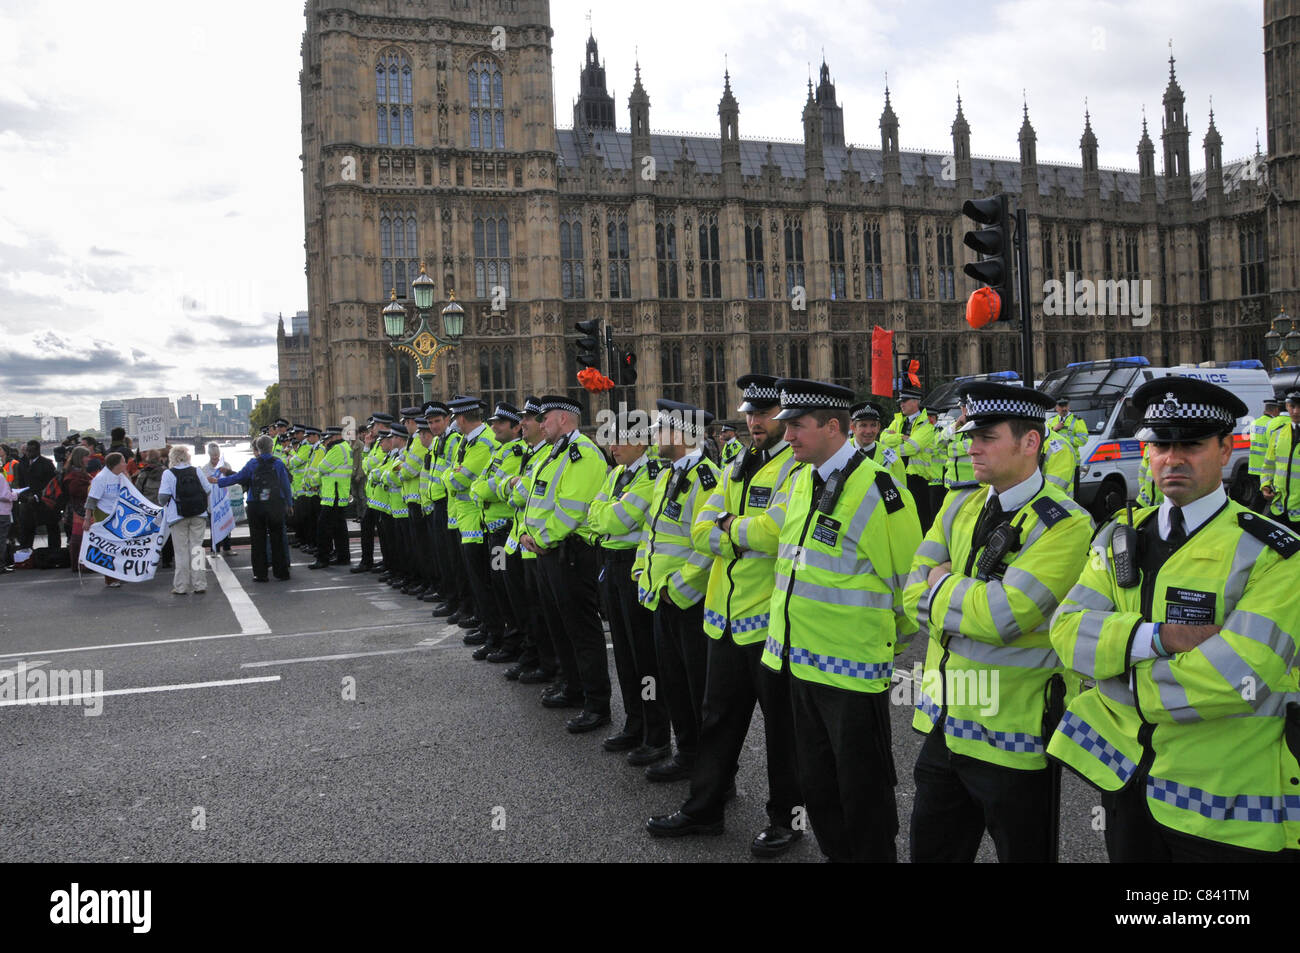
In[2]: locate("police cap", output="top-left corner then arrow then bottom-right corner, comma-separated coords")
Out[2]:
736,374 -> 781,413
957,382 -> 1054,433
774,379 -> 854,421
1133,377 -> 1248,443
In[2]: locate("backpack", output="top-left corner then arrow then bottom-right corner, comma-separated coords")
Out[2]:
170,467 -> 208,518
248,457 -> 285,521
40,475 -> 66,514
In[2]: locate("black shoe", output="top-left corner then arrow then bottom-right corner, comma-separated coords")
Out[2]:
252,576 -> 269,583
420,591 -> 441,602
401,582 -> 422,594
445,609 -> 467,624
307,561 -> 330,570
518,668 -> 556,685
541,690 -> 583,710
602,731 -> 640,753
504,663 -> 526,681
349,563 -> 373,574
376,574 -> 393,584
332,558 -> 350,567
369,564 -> 386,574
566,710 -> 611,734
645,811 -> 723,838
750,825 -> 802,858
486,648 -> 520,664
471,644 -> 491,661
457,616 -> 481,629
626,743 -> 672,767
645,756 -> 693,783
387,577 -> 407,588
462,631 -> 487,646
432,604 -> 457,618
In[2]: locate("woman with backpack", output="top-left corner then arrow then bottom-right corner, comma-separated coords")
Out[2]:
60,447 -> 93,570
158,444 -> 213,595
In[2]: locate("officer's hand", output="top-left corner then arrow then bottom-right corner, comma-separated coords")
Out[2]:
927,561 -> 952,588
1158,623 -> 1221,654
1262,485 -> 1275,499
718,514 -> 735,533
520,533 -> 537,554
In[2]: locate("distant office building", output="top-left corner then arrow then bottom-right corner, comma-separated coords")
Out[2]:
99,400 -> 126,434
121,397 -> 177,426
1,414 -> 66,443
177,394 -> 201,419
235,394 -> 252,412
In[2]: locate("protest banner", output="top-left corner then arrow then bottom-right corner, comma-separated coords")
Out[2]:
210,484 -> 235,548
79,479 -> 167,582
136,415 -> 166,451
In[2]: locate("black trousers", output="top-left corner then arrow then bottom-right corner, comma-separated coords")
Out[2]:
17,499 -> 61,549
424,511 -> 443,590
298,496 -> 320,547
1101,771 -> 1300,863
910,726 -> 1054,863
518,557 -> 557,674
358,506 -> 378,565
376,512 -> 394,570
683,636 -> 801,826
406,502 -> 435,585
654,599 -> 708,758
462,537 -> 502,638
791,679 -> 898,862
428,500 -> 450,593
441,511 -> 472,612
248,506 -> 290,580
907,473 -> 935,533
536,538 -> 610,713
315,503 -> 350,563
601,549 -> 669,746
487,527 -> 522,650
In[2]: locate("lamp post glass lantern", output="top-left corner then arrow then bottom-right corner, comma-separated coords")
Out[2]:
382,263 -> 461,403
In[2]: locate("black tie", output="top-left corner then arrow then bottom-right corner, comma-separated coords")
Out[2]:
811,471 -> 826,507
975,495 -> 1004,551
1168,506 -> 1187,547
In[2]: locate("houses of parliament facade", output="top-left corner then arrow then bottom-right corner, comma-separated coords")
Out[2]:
280,0 -> 1300,427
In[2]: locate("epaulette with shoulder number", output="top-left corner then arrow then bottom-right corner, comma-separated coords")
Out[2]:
874,470 -> 904,513
569,444 -> 583,463
647,460 -> 663,478
1032,495 -> 1071,529
697,465 -> 717,490
1238,512 -> 1300,559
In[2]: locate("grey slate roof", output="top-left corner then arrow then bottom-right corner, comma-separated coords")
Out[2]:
556,127 -> 1255,203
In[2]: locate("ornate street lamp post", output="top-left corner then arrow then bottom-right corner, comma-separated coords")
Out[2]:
382,262 -> 465,402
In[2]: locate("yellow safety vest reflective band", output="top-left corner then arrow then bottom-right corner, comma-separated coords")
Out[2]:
505,440 -> 548,558
636,455 -> 720,611
761,452 -> 922,693
523,433 -> 606,549
589,460 -> 658,551
318,440 -> 353,506
1043,436 -> 1078,497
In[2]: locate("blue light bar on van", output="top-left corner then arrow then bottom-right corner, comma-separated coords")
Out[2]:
1228,360 -> 1265,369
954,371 -> 1021,382
1275,366 -> 1300,372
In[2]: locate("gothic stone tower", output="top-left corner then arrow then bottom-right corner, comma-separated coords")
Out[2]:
300,0 -> 557,425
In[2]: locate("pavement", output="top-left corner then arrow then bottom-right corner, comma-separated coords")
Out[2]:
0,535 -> 1108,863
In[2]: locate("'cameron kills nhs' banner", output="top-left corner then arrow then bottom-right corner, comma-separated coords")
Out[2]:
79,479 -> 167,582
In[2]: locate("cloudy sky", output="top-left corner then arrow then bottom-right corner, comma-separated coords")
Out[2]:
0,0 -> 1264,429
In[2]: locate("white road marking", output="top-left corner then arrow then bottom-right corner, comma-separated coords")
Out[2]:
287,585 -> 373,593
255,620 -> 440,641
210,554 -> 270,635
0,675 -> 281,707
0,632 -> 246,661
241,646 -> 438,668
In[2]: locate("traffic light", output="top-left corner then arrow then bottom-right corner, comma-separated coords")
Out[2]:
617,351 -> 637,385
962,194 -> 1014,328
575,318 -> 602,369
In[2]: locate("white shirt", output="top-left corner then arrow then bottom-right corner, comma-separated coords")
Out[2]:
1131,486 -> 1229,662
672,448 -> 703,472
984,470 -> 1045,515
86,468 -> 123,513
464,422 -> 487,443
627,452 -> 650,473
815,438 -> 858,483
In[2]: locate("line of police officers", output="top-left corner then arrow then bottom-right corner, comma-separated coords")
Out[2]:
273,367 -> 1300,862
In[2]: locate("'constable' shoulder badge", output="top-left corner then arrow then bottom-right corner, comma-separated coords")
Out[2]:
697,465 -> 718,490
647,460 -> 662,478
874,471 -> 904,513
1032,496 -> 1070,529
569,444 -> 583,463
1238,512 -> 1300,559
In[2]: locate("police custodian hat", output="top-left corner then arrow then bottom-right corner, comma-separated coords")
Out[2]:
655,399 -> 714,435
850,400 -> 886,423
774,379 -> 854,420
1133,377 -> 1248,444
736,374 -> 781,413
957,382 -> 1054,433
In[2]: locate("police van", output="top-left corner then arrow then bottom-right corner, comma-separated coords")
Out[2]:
1037,357 -> 1273,520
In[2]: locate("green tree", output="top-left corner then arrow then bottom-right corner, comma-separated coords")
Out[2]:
249,383 -> 280,436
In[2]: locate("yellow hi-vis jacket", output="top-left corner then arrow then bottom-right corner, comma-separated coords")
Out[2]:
881,411 -> 936,478
504,440 -> 548,559
1265,421 -> 1300,524
761,450 -> 922,693
635,451 -> 720,611
474,436 -> 526,530
1250,413 -> 1288,478
1043,435 -> 1078,498
588,456 -> 661,552
1047,412 -> 1089,453
523,431 -> 606,549
693,443 -> 799,646
1048,502 -> 1300,852
857,439 -> 906,485
903,479 -> 1094,769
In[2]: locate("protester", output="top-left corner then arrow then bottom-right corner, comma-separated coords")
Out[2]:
133,449 -> 173,568
159,444 -> 213,595
15,439 -> 60,550
212,435 -> 293,583
200,443 -> 235,556
61,447 -> 93,570
85,451 -> 128,588
0,456 -> 16,572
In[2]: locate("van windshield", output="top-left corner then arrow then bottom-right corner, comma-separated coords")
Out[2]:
1038,364 -> 1144,435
